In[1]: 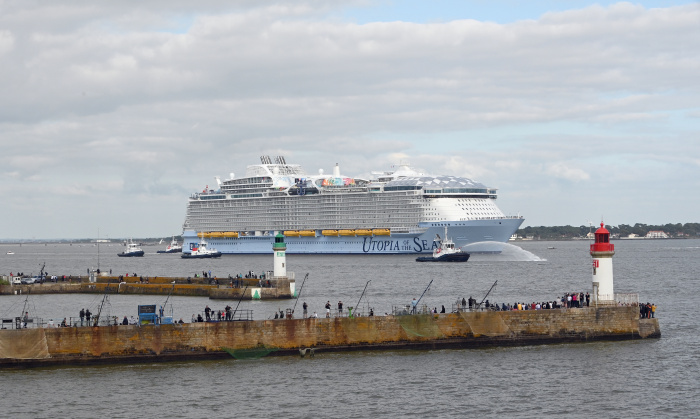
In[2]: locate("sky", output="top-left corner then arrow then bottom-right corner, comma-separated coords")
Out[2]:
1,1 -> 698,240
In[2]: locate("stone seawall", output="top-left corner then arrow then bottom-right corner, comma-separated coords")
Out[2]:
0,281 -> 294,299
0,307 -> 660,367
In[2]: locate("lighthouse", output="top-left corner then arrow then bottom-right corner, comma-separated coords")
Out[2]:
590,222 -> 615,304
273,233 -> 287,278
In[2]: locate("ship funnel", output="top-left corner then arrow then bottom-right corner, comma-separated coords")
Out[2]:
333,163 -> 340,178
230,173 -> 235,180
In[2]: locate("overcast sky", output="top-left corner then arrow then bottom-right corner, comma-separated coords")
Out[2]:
1,1 -> 698,240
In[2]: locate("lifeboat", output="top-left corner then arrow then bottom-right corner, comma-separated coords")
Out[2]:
322,230 -> 339,236
299,230 -> 316,237
339,230 -> 356,236
209,232 -> 224,238
355,229 -> 372,236
201,232 -> 213,238
284,230 -> 300,237
197,232 -> 205,238
372,229 -> 391,236
223,232 -> 239,238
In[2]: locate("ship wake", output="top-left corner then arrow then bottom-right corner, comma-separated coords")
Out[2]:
462,241 -> 545,262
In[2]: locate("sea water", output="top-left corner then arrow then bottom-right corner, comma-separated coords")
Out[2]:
0,239 -> 698,417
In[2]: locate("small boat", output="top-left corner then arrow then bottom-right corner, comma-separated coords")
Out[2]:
372,229 -> 391,236
181,237 -> 222,259
6,251 -> 14,255
299,230 -> 316,237
355,229 -> 372,236
157,236 -> 183,253
416,228 -> 470,263
118,239 -> 145,257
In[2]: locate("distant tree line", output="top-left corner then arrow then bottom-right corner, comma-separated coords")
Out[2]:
517,223 -> 700,240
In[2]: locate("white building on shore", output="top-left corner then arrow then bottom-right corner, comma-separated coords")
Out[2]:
645,231 -> 669,239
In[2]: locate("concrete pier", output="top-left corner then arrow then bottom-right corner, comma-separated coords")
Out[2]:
0,306 -> 660,367
0,277 -> 295,299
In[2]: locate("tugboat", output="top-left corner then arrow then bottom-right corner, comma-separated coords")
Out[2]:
416,228 -> 470,262
157,236 -> 183,253
181,237 -> 222,259
118,239 -> 145,257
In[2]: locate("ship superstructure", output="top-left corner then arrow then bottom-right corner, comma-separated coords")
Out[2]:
182,156 -> 523,254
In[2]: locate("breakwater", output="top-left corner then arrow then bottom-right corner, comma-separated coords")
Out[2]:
0,278 -> 295,299
0,306 -> 660,367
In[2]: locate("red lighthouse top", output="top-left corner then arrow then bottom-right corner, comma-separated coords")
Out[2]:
590,222 -> 615,253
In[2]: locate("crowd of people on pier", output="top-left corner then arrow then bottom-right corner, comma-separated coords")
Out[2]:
6,272 -> 658,329
190,304 -> 238,322
640,302 -> 656,318
452,292 -> 592,312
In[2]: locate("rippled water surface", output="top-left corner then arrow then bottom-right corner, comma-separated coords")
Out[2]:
1,239 -> 698,417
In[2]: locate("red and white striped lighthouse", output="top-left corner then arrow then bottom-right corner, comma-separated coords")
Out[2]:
590,222 -> 615,303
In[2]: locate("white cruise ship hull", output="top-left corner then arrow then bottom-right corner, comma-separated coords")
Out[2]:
181,156 -> 525,255
182,218 -> 523,255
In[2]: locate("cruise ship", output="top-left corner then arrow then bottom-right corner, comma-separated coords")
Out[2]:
182,156 -> 524,254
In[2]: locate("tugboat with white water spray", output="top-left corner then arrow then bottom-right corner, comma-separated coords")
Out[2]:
181,236 -> 222,259
415,227 -> 470,262
157,236 -> 183,253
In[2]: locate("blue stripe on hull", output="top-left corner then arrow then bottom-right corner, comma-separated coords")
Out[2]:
183,219 -> 523,255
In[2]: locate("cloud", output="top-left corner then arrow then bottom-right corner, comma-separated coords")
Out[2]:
545,162 -> 590,182
0,1 -> 698,237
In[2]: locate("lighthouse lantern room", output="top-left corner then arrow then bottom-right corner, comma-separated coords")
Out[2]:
590,222 -> 615,304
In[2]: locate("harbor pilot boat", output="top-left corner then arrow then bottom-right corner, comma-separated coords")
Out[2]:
181,237 -> 222,259
157,236 -> 183,253
416,228 -> 470,262
118,239 -> 145,257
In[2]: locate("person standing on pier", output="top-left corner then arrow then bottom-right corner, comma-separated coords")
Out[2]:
79,308 -> 85,326
338,301 -> 343,316
325,301 -> 331,318
85,309 -> 91,324
303,302 -> 308,318
205,305 -> 211,321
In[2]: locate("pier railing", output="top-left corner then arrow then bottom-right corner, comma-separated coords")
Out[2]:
0,312 -> 260,330
595,293 -> 639,306
197,309 -> 253,322
615,293 -> 639,306
1,317 -> 42,329
263,271 -> 295,280
392,304 -> 434,315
